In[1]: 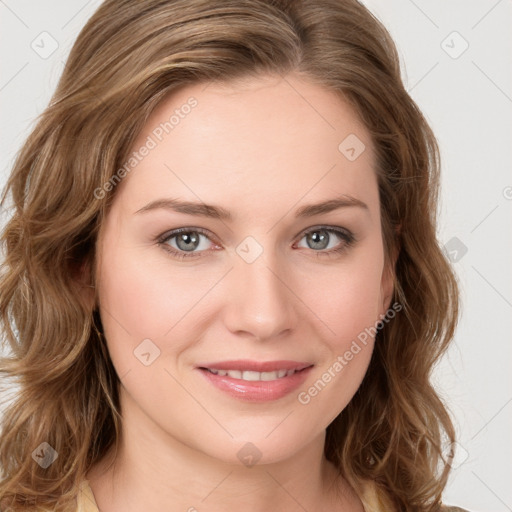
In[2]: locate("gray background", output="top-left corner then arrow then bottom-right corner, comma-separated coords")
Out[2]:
1,1 -> 511,510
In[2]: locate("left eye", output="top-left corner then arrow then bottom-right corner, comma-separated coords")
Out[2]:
296,227 -> 352,251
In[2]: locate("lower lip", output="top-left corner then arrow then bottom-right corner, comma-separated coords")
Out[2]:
197,367 -> 313,402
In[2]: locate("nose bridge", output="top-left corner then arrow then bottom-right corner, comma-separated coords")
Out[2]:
224,244 -> 297,339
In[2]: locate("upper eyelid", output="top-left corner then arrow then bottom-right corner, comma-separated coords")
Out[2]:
159,227 -> 217,244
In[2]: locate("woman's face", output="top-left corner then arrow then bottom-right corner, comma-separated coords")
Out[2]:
95,72 -> 393,465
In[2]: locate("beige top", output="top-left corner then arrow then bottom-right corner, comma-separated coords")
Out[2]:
76,479 -> 468,511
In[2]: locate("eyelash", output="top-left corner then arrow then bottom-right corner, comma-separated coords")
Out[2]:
156,225 -> 356,261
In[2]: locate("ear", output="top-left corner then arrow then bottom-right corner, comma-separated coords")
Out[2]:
379,227 -> 400,315
380,259 -> 395,315
70,258 -> 96,311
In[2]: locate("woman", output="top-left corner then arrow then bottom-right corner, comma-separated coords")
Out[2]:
0,0 -> 466,510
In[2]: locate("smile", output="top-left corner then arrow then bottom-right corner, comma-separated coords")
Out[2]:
196,360 -> 314,402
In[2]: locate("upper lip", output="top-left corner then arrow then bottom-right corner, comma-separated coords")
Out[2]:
197,360 -> 313,372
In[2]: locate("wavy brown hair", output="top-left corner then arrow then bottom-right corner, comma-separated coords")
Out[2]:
0,0 -> 459,510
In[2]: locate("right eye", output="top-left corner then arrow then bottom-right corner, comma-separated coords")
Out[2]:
158,227 -> 219,260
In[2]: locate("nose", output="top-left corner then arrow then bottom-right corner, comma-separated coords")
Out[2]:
221,251 -> 298,341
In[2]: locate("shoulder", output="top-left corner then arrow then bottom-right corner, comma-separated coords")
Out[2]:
76,479 -> 100,512
359,480 -> 470,512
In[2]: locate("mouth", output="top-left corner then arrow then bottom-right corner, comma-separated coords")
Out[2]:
196,360 -> 314,402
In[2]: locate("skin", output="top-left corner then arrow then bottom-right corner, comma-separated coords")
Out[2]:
86,71 -> 394,512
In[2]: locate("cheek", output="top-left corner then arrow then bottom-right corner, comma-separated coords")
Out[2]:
312,250 -> 385,348
98,244 -> 210,334
96,243 -> 229,373
294,269 -> 383,423
297,243 -> 384,407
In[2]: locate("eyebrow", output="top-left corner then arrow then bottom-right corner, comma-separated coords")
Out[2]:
134,194 -> 369,220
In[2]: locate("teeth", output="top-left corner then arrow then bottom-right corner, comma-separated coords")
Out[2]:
243,371 -> 261,381
207,368 -> 299,381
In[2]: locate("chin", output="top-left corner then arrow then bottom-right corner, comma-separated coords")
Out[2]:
188,426 -> 322,468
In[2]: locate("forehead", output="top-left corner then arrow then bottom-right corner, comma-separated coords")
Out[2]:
112,72 -> 378,220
